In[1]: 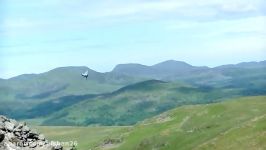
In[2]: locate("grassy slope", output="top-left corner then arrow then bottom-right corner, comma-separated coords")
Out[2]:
36,126 -> 129,150
42,80 -> 242,126
37,96 -> 266,150
115,96 -> 266,150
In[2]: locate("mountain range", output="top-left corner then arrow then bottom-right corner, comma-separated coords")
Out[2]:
0,60 -> 265,126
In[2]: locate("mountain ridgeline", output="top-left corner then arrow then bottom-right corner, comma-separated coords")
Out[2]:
0,60 -> 265,126
112,60 -> 209,78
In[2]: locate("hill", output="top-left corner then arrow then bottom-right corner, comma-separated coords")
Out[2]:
0,60 -> 265,125
37,96 -> 266,150
5,68 -> 266,125
112,60 -> 208,79
34,76 -> 264,126
112,60 -> 266,88
114,96 -> 266,150
0,66 -> 143,119
0,66 -> 142,102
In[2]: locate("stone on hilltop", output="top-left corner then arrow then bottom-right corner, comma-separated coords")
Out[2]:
0,116 -> 7,122
0,115 -> 63,150
0,133 -> 4,143
4,122 -> 15,131
0,122 -> 4,130
22,125 -> 30,133
38,134 -> 45,141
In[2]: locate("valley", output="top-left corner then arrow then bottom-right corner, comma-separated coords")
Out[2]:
36,96 -> 266,150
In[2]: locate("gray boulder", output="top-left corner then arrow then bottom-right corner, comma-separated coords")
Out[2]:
22,126 -> 30,133
5,122 -> 15,131
0,122 -> 4,130
0,133 -> 4,142
38,134 -> 45,141
0,115 -> 7,122
0,115 -> 63,150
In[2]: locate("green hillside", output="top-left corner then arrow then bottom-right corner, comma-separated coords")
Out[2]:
0,66 -> 144,118
0,66 -> 141,102
40,80 -> 243,126
37,96 -> 266,150
36,126 -> 128,150
1,60 -> 265,125
114,96 -> 266,150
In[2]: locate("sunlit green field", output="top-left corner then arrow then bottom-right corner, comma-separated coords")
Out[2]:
36,126 -> 129,149
36,96 -> 266,150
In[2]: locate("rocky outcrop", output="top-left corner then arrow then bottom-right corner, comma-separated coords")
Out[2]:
0,115 -> 62,150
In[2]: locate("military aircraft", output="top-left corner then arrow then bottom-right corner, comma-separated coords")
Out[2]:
81,70 -> 89,80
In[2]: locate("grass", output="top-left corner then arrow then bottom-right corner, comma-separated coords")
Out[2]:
42,80 -> 244,126
36,96 -> 266,150
35,126 -> 129,149
115,96 -> 266,150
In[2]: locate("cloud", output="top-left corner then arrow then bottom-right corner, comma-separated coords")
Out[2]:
1,0 -> 266,78
92,1 -> 186,18
81,0 -> 266,20
216,0 -> 263,13
2,18 -> 38,28
165,16 -> 266,37
3,0 -> 265,33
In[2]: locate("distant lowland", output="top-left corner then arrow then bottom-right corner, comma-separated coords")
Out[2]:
0,60 -> 266,126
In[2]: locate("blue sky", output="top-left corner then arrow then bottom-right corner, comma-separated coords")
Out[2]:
1,0 -> 266,78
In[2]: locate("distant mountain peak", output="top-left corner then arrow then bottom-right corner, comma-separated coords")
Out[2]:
111,60 -> 209,78
214,60 -> 266,69
113,63 -> 148,70
112,63 -> 155,76
152,60 -> 192,68
158,59 -> 187,64
49,66 -> 93,72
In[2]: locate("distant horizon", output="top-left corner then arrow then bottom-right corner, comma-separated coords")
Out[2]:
1,0 -> 265,79
1,59 -> 265,79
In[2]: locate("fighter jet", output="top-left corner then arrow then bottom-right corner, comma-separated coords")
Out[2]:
81,70 -> 89,80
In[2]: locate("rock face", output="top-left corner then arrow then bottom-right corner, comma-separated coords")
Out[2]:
0,115 -> 63,150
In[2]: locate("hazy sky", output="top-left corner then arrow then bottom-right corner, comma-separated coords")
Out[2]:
1,0 -> 266,78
